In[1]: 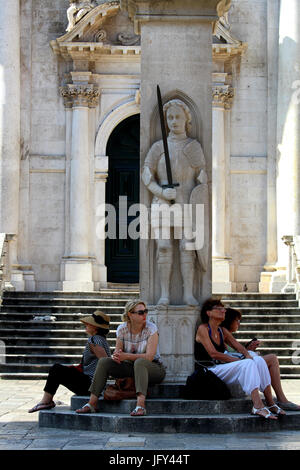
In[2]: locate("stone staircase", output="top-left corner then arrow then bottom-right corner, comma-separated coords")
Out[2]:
221,293 -> 300,379
0,285 -> 139,379
0,290 -> 299,379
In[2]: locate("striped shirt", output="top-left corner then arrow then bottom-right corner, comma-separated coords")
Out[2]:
82,334 -> 111,379
116,320 -> 162,363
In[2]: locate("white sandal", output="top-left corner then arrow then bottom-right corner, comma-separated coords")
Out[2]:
268,404 -> 286,416
130,406 -> 146,416
251,406 -> 277,420
75,402 -> 97,414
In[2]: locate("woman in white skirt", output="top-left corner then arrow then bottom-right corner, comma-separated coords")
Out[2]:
195,298 -> 284,419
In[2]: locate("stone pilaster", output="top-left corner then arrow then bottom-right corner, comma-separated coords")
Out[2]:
60,82 -> 100,291
212,78 -> 235,293
0,0 -> 24,290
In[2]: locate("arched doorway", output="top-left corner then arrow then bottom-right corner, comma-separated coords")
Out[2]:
105,114 -> 140,283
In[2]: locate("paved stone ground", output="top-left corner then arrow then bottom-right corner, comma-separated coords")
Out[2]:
0,379 -> 300,450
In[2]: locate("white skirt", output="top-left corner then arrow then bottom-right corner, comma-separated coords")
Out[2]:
209,352 -> 271,396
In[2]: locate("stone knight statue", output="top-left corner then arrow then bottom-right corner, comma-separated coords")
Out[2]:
142,99 -> 208,306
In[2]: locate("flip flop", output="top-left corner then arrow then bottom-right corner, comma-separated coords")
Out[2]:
130,406 -> 146,416
276,401 -> 300,411
28,401 -> 56,413
75,403 -> 97,414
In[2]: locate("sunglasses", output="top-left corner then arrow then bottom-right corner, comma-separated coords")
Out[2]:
131,309 -> 148,316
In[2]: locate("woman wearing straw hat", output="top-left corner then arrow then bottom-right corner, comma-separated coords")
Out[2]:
28,310 -> 111,413
76,299 -> 166,416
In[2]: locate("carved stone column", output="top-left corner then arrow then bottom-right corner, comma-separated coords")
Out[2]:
60,80 -> 100,291
0,0 -> 24,290
212,78 -> 235,293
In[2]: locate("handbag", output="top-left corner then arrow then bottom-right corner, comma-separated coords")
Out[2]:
182,364 -> 231,400
104,377 -> 136,401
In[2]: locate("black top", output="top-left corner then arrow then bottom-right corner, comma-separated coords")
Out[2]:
195,325 -> 226,364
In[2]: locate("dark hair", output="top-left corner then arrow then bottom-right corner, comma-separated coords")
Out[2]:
95,326 -> 109,337
200,298 -> 224,324
221,308 -> 242,331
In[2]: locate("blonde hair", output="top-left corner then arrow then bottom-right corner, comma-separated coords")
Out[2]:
122,299 -> 146,322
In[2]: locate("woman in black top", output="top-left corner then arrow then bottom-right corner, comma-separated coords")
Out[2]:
195,298 -> 282,420
28,310 -> 111,413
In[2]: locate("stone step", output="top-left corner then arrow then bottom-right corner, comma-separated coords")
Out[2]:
71,396 -> 253,414
2,297 -> 131,307
0,336 -> 116,347
38,407 -> 300,434
237,323 -> 300,331
0,320 -> 122,331
0,305 -> 125,314
222,300 -> 299,308
1,354 -> 82,364
2,289 -> 139,299
220,293 -> 297,300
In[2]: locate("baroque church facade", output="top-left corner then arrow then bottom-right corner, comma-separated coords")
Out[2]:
0,0 -> 298,297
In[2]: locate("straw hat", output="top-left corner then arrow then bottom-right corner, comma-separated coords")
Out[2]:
80,310 -> 110,330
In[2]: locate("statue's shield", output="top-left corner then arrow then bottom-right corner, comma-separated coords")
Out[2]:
189,184 -> 209,272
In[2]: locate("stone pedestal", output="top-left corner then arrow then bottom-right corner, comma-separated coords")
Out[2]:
148,305 -> 200,382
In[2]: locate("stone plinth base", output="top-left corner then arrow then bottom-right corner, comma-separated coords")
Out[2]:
212,258 -> 236,293
61,258 -> 94,292
259,270 -> 287,293
148,305 -> 200,383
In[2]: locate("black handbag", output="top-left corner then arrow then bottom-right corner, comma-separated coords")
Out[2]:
182,364 -> 231,400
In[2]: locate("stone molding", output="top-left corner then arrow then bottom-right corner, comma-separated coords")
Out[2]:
60,84 -> 100,108
121,0 -> 232,33
212,85 -> 234,109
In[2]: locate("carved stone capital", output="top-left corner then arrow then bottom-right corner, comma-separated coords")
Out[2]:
60,84 -> 100,108
212,85 -> 234,109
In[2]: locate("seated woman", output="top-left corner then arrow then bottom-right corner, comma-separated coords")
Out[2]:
28,310 -> 111,413
222,307 -> 300,412
76,299 -> 166,416
195,298 -> 284,419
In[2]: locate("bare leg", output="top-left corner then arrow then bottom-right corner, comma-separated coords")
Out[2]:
263,354 -> 288,402
40,391 -> 54,404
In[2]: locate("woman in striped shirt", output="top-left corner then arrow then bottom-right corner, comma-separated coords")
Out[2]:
28,310 -> 111,413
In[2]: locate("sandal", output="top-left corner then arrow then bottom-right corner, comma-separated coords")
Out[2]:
251,406 -> 278,420
75,402 -> 97,414
268,404 -> 286,416
276,401 -> 300,411
130,406 -> 146,416
28,401 -> 56,413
